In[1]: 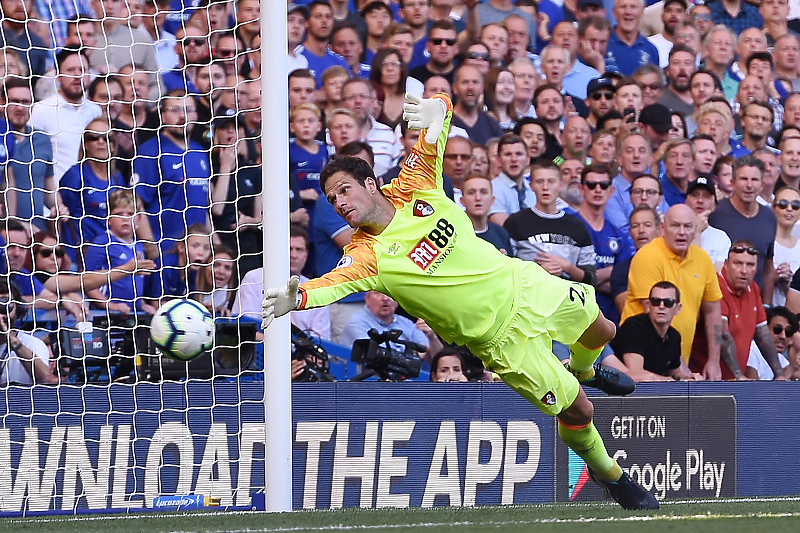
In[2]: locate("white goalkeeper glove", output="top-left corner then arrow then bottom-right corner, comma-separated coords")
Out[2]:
261,275 -> 301,330
403,93 -> 448,144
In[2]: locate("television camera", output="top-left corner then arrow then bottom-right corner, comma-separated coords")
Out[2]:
350,328 -> 424,381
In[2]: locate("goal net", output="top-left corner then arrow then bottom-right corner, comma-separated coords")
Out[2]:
0,0 -> 273,514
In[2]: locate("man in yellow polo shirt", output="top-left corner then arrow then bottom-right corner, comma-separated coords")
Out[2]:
622,204 -> 723,380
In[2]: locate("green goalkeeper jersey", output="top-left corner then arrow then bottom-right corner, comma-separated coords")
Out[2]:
299,96 -> 516,346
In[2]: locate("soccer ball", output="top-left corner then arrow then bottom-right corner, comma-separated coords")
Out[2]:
150,299 -> 214,361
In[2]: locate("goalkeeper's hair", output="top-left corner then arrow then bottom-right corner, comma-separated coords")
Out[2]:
320,156 -> 380,194
338,141 -> 375,167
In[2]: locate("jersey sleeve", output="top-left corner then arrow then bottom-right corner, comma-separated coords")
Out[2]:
298,233 -> 381,309
384,95 -> 453,203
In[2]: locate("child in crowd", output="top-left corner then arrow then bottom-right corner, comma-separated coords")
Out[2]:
289,103 -> 328,218
146,223 -> 213,305
83,190 -> 157,314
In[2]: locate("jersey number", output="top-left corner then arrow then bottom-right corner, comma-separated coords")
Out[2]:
569,286 -> 586,306
428,218 -> 454,248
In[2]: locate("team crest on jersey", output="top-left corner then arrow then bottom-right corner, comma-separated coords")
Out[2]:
408,237 -> 440,270
413,199 -> 435,217
335,255 -> 353,269
541,391 -> 557,406
405,152 -> 420,169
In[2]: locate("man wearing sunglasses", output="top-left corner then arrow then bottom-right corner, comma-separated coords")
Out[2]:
611,281 -> 702,381
409,20 -> 459,86
584,77 -> 616,131
708,155 -> 778,299
578,163 -> 634,325
746,306 -> 795,380
622,204 -> 723,379
690,241 -> 787,381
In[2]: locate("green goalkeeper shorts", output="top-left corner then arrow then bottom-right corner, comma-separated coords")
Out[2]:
467,259 -> 600,416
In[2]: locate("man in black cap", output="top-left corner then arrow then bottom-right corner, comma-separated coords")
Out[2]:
584,77 -> 616,130
576,0 -> 606,20
658,44 -> 696,115
646,0 -> 688,68
685,175 -> 730,271
638,103 -> 672,153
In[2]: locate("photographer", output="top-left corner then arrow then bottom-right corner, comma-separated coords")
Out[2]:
0,278 -> 59,386
339,291 -> 442,362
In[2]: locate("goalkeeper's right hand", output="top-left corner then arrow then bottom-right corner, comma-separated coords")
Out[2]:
403,93 -> 448,144
261,275 -> 301,330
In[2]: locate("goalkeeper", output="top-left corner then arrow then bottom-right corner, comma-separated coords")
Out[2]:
263,94 -> 658,510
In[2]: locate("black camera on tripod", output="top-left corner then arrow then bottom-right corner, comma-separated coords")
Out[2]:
291,325 -> 335,382
350,328 -> 424,381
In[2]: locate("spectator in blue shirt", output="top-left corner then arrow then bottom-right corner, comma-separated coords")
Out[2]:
2,79 -> 54,231
298,0 -> 351,87
577,163 -> 635,324
661,138 -> 695,207
605,0 -> 660,76
0,0 -> 52,79
132,91 -> 211,251
161,26 -> 208,95
84,190 -> 157,314
59,118 -> 126,264
145,223 -> 213,304
339,291 -> 442,361
707,0 -> 764,36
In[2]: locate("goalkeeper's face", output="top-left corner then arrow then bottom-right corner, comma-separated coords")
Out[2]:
324,171 -> 382,228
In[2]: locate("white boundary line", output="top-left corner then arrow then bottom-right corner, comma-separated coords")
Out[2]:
46,512 -> 800,533
6,496 -> 800,529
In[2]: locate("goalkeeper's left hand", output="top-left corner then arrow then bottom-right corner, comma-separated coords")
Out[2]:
261,275 -> 301,330
403,93 -> 447,144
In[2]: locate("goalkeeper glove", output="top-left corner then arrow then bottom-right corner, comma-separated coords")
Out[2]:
261,275 -> 301,330
402,93 -> 448,144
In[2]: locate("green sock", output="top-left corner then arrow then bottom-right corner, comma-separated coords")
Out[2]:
567,341 -> 604,378
558,421 -> 622,482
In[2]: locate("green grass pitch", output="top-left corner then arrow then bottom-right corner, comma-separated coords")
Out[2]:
3,497 -> 800,533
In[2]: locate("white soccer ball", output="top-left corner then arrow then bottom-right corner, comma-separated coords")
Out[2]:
150,299 -> 214,362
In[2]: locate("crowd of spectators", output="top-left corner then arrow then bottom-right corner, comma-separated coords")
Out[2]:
6,0 -> 800,383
